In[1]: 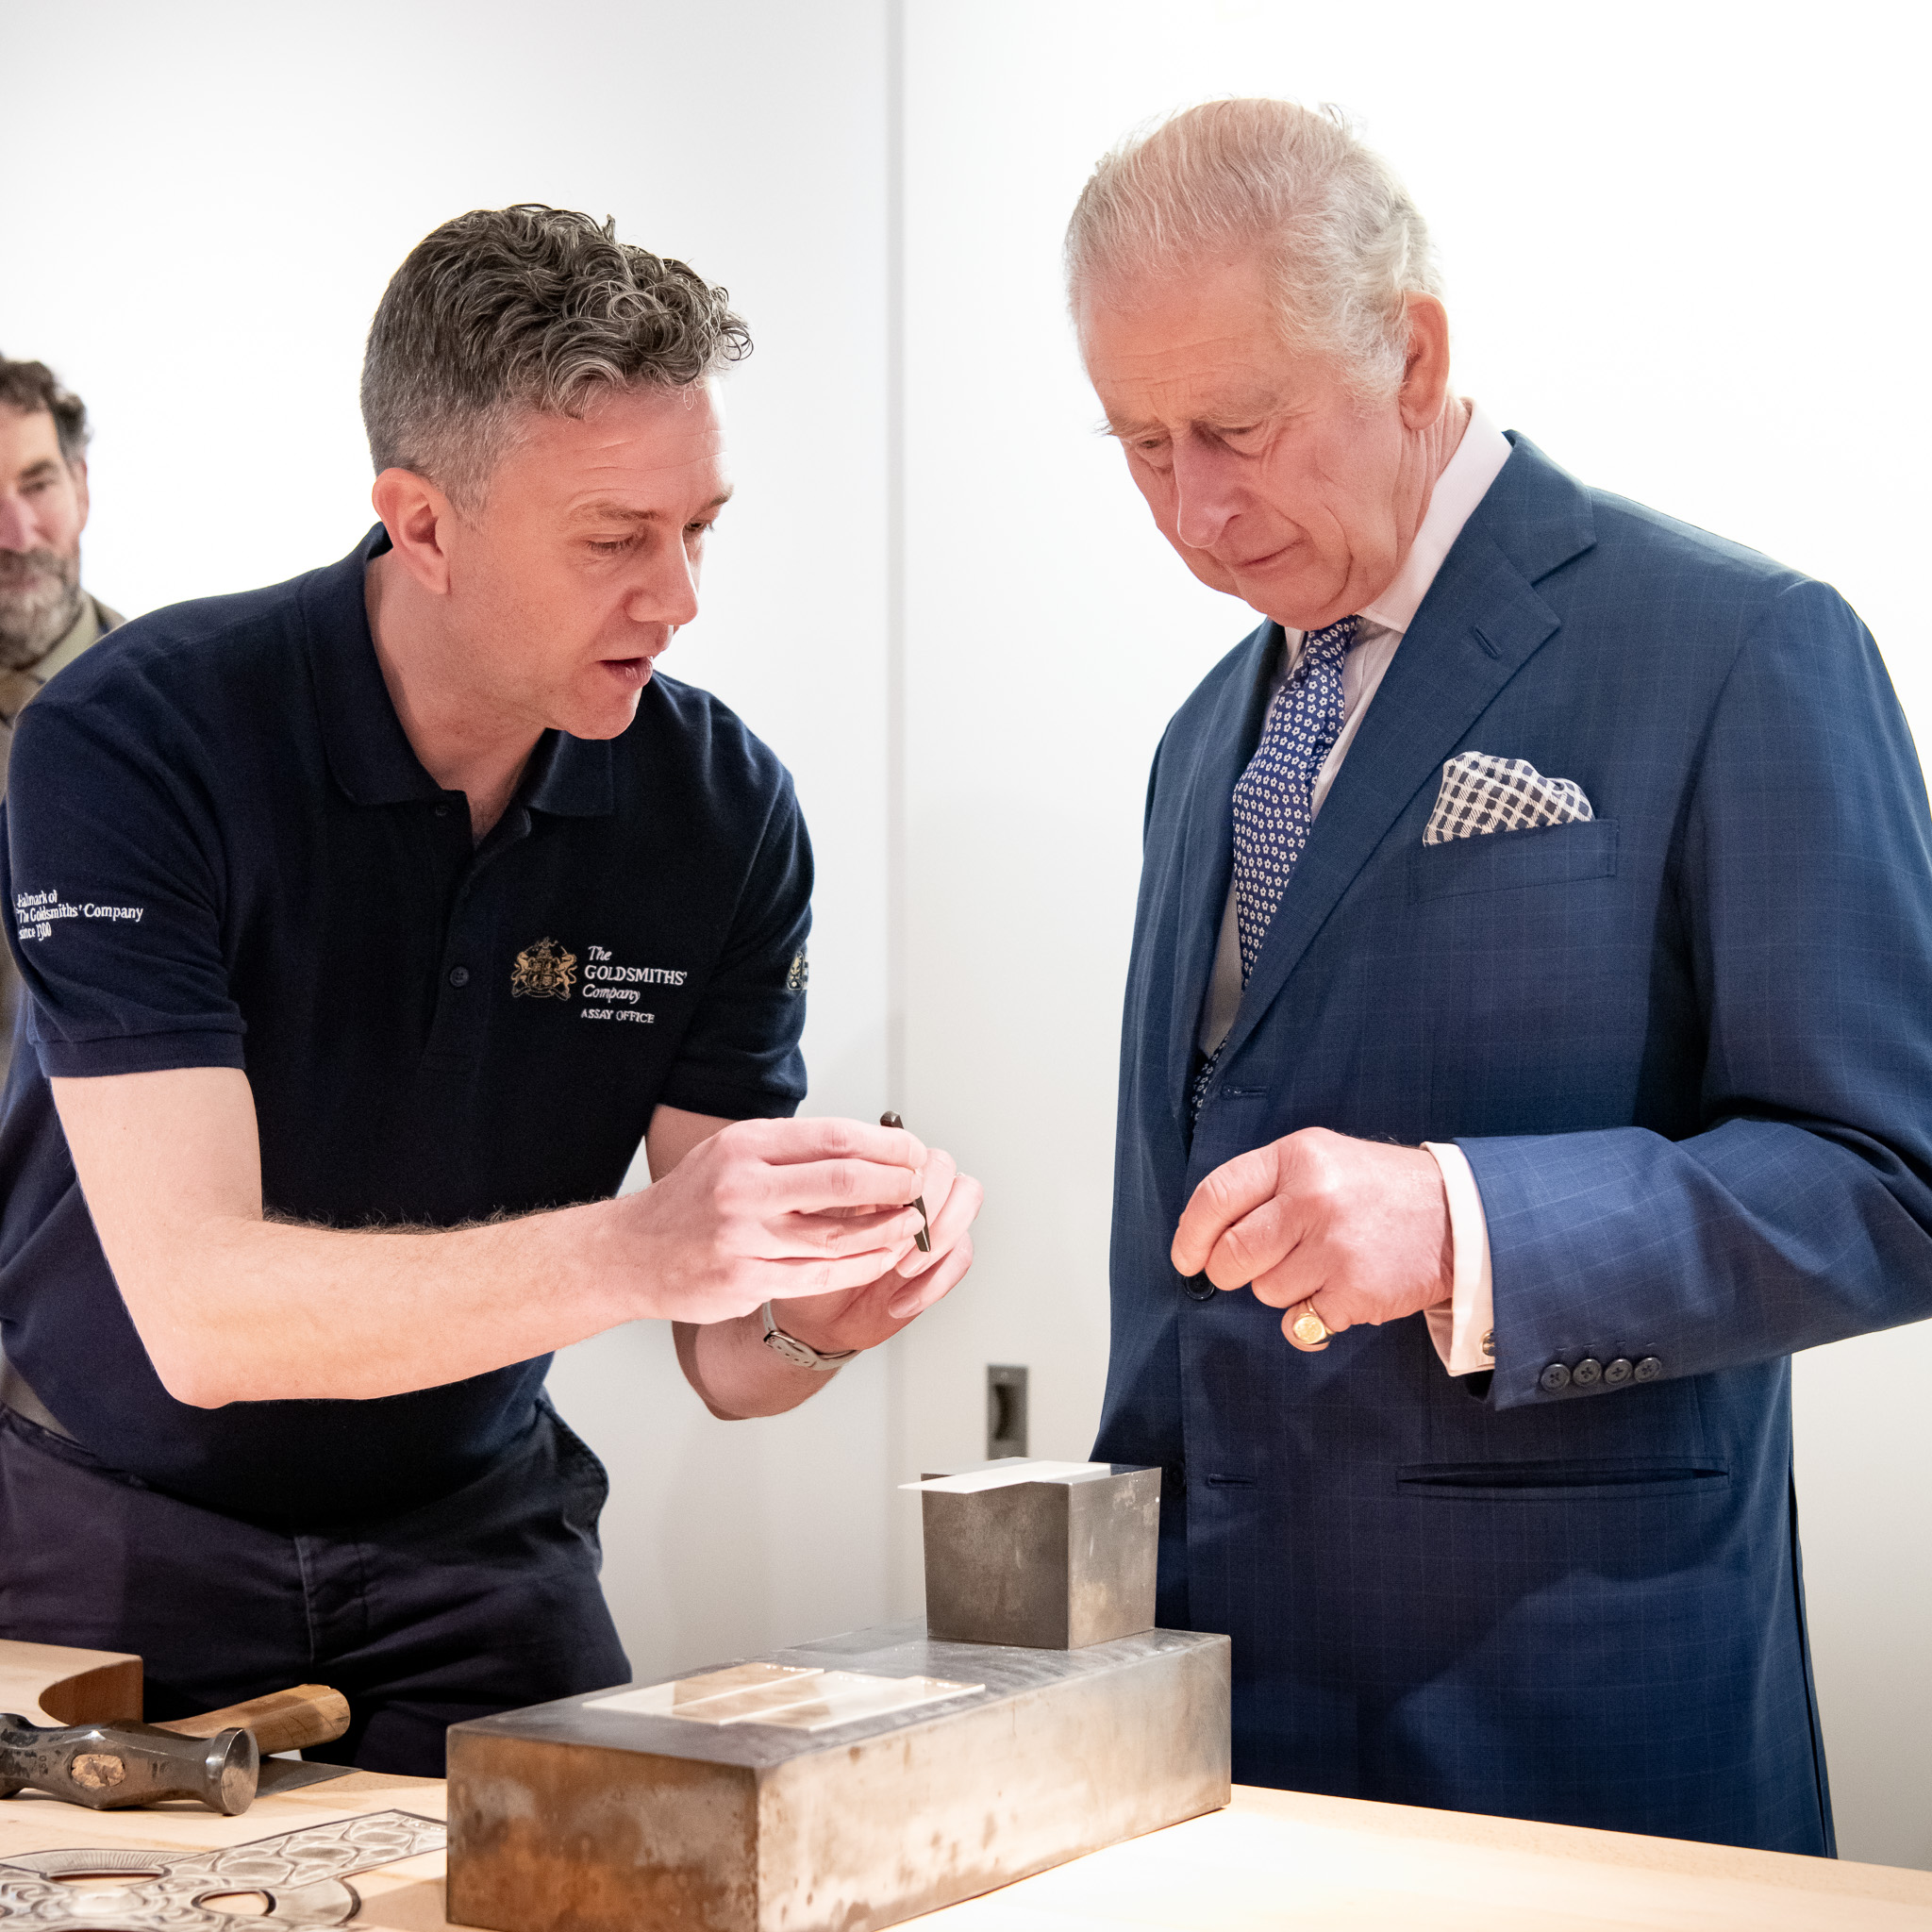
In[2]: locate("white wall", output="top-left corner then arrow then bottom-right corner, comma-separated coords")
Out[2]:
891,0 -> 1932,1870
3,0 -> 898,1684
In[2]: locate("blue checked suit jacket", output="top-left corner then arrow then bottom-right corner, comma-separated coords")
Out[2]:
1093,432 -> 1932,1854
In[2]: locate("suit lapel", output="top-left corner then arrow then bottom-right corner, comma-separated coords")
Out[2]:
1161,622 -> 1278,1123
1210,438 -> 1597,1080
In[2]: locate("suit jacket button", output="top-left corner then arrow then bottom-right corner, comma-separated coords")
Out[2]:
1182,1274 -> 1216,1303
1634,1356 -> 1663,1382
1539,1362 -> 1571,1391
1604,1357 -> 1633,1385
1573,1357 -> 1602,1386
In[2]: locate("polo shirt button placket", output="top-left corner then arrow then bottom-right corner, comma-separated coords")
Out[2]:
425,869 -> 494,1064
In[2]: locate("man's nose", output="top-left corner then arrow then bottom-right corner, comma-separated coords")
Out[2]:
1170,437 -> 1243,553
629,541 -> 701,629
0,492 -> 39,553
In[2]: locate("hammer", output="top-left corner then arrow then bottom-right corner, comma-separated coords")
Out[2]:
0,1682 -> 349,1815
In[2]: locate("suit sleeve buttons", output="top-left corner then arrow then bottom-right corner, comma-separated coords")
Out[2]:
1541,1357 -> 1653,1393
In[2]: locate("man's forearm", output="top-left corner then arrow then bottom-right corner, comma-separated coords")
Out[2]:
1466,1120 -> 1932,1407
674,1312 -> 841,1420
55,1071 -> 933,1408
136,1198 -> 641,1407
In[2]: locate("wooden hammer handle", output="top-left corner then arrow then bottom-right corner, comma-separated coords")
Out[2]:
154,1683 -> 351,1756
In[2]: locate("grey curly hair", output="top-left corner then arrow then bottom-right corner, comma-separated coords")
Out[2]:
361,206 -> 752,507
1065,100 -> 1441,399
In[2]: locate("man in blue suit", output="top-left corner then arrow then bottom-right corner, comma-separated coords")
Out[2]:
1066,99 -> 1932,1855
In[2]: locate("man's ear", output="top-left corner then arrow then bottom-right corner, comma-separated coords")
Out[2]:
69,457 -> 91,534
371,468 -> 458,596
1395,294 -> 1454,431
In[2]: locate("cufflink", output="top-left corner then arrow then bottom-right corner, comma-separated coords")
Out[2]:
1481,1328 -> 1495,1358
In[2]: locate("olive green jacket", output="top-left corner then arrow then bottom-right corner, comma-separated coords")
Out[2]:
0,592 -> 123,1085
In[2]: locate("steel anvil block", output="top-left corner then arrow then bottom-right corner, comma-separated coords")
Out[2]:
445,1621 -> 1229,1932
917,1460 -> 1162,1650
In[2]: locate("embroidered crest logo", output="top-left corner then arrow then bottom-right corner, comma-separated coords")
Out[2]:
786,945 -> 809,994
510,937 -> 578,1000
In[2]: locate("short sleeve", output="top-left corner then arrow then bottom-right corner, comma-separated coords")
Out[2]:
3,693 -> 245,1076
655,774 -> 811,1120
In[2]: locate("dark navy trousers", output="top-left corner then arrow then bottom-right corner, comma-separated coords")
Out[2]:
0,1398 -> 630,1774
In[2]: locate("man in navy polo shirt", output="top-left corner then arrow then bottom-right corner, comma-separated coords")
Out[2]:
0,207 -> 980,1774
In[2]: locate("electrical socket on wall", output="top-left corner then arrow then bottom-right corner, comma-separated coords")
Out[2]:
987,1364 -> 1028,1460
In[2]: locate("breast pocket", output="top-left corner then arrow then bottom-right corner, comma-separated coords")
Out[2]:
1408,818 -> 1619,901
1403,820 -> 1639,1133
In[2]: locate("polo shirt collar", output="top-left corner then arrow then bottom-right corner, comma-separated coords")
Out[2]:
521,716 -> 614,818
304,525 -> 613,818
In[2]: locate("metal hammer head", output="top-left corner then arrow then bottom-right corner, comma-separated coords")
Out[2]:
0,1713 -> 258,1814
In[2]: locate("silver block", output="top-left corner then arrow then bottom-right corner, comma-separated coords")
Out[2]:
921,1462 -> 1161,1649
446,1620 -> 1230,1932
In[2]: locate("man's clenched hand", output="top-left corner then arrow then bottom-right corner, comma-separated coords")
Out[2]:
625,1115 -> 939,1326
1171,1127 -> 1453,1351
648,1109 -> 984,1420
768,1139 -> 982,1356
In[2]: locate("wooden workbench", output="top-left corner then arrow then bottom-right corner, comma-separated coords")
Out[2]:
4,1771 -> 1929,1929
4,1641 -> 1928,1927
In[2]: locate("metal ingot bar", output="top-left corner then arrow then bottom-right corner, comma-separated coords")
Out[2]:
445,1620 -> 1230,1932
914,1459 -> 1162,1649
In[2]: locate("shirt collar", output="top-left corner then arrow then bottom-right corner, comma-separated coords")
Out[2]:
521,717 -> 614,818
306,524 -> 613,818
1357,401 -> 1514,635
0,592 -> 112,727
36,593 -> 110,684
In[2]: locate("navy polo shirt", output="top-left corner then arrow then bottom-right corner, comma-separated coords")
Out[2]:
0,526 -> 810,1524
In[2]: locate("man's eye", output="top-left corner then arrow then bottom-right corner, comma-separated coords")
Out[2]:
588,537 -> 636,556
685,520 -> 715,540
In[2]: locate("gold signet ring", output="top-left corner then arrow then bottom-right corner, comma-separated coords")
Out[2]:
1291,1302 -> 1329,1346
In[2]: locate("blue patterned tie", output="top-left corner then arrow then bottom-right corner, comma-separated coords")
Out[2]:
1191,616 -> 1360,1120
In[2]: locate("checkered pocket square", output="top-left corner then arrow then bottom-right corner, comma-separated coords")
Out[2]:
1424,753 -> 1593,844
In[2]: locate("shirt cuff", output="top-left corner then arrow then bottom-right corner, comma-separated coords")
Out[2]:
1421,1141 -> 1495,1377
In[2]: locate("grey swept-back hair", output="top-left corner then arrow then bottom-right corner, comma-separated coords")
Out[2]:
361,206 -> 751,507
1065,100 -> 1441,399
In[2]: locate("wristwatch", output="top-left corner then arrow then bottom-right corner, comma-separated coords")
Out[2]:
759,1301 -> 858,1372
